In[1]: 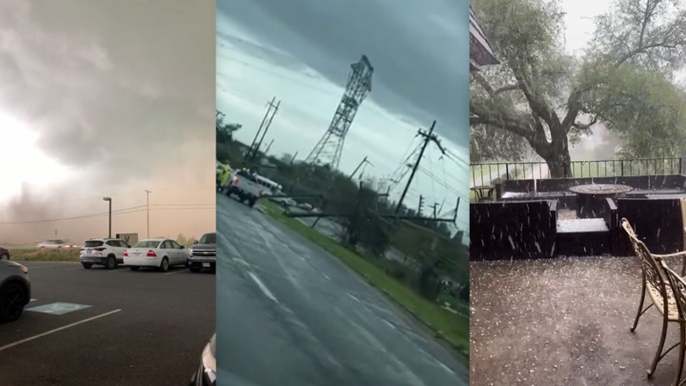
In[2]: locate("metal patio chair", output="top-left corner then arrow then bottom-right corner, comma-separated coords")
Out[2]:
658,258 -> 686,385
621,219 -> 686,377
623,219 -> 686,333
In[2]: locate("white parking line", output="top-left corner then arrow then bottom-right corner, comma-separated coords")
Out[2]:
321,273 -> 331,281
30,299 -> 37,302
164,269 -> 188,275
347,293 -> 361,303
26,265 -> 66,269
0,309 -> 122,353
248,271 -> 279,303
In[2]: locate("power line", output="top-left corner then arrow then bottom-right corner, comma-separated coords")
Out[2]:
0,205 -> 214,225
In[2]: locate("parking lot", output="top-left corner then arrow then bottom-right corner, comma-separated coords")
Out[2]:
0,261 -> 215,386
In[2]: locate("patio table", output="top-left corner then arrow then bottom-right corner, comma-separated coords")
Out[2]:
568,184 -> 633,218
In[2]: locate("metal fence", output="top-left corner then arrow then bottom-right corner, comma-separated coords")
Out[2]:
470,157 -> 684,187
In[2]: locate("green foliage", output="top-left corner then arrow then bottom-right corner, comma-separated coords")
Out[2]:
471,0 -> 686,170
176,234 -> 196,247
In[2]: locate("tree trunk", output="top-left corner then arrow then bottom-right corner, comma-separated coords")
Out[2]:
543,151 -> 571,179
530,124 -> 572,179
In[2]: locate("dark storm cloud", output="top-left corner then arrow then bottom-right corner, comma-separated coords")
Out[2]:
0,0 -> 215,180
216,0 -> 469,145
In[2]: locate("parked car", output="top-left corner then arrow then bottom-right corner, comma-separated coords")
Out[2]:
189,333 -> 216,386
79,238 -> 131,269
0,260 -> 31,323
124,238 -> 188,272
223,169 -> 261,207
37,240 -> 75,249
0,246 -> 9,260
187,233 -> 216,273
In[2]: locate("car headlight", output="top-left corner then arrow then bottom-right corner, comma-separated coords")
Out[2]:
20,266 -> 28,274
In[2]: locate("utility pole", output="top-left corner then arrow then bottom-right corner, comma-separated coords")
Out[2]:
216,111 -> 225,119
145,190 -> 151,238
263,139 -> 274,157
103,197 -> 112,239
432,202 -> 439,218
395,120 -> 444,214
417,195 -> 424,216
247,97 -> 276,160
290,151 -> 298,165
349,156 -> 371,180
252,100 -> 280,162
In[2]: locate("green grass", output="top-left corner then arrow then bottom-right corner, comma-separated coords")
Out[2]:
259,200 -> 469,360
570,162 -> 608,178
10,248 -> 80,262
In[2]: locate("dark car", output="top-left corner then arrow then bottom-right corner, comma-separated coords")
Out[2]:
0,260 -> 31,323
187,233 -> 216,273
190,334 -> 216,386
0,246 -> 9,261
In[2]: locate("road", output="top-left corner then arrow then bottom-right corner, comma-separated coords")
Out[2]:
0,262 -> 215,386
216,194 -> 467,386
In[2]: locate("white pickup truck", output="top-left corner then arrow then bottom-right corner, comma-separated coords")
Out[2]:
223,169 -> 261,207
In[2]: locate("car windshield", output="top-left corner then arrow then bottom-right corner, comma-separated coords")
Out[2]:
198,233 -> 216,244
133,240 -> 161,249
84,241 -> 104,247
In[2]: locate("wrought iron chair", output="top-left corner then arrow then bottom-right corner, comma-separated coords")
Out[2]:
621,218 -> 686,377
623,219 -> 686,332
658,258 -> 686,385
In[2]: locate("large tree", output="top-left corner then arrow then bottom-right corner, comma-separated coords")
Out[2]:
470,0 -> 686,177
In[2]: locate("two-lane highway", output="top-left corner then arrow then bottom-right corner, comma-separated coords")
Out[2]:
216,194 -> 467,386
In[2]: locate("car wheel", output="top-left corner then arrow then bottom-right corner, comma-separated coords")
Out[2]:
106,256 -> 117,270
0,254 -> 8,261
130,266 -> 140,271
248,197 -> 256,207
159,257 -> 169,272
0,282 -> 27,323
189,267 -> 201,273
82,263 -> 92,269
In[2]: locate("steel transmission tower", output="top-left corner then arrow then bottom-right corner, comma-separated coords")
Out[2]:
305,55 -> 373,169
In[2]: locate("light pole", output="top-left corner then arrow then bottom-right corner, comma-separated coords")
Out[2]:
103,197 -> 112,238
145,190 -> 151,238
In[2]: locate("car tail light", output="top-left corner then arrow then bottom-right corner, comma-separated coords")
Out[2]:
94,247 -> 106,251
124,250 -> 128,257
146,250 -> 157,257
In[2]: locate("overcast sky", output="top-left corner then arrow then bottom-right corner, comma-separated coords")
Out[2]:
561,0 -> 686,159
216,0 -> 470,240
0,0 -> 215,244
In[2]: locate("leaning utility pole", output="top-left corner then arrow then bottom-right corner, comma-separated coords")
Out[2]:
349,156 -> 372,180
395,120 -> 444,214
417,195 -> 424,216
263,139 -> 274,157
246,97 -> 276,160
251,100 -> 280,162
145,190 -> 151,238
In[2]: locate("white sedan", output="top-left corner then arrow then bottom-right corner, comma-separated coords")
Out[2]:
123,238 -> 188,272
37,240 -> 76,249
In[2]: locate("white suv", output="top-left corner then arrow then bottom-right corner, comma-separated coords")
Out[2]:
80,238 -> 131,269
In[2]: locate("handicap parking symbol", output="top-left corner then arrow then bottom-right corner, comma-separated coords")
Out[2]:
26,302 -> 91,315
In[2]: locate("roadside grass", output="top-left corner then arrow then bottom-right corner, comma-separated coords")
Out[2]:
571,162 -> 608,178
259,200 -> 469,361
10,248 -> 80,262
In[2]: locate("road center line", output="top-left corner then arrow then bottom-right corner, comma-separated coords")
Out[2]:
436,361 -> 456,375
165,269 -> 188,275
347,293 -> 361,303
0,309 -> 122,353
247,271 -> 279,303
321,273 -> 331,280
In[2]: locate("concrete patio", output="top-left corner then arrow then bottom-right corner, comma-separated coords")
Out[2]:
471,255 -> 686,386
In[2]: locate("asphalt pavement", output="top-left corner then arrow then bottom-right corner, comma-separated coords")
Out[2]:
0,262 -> 215,386
216,194 -> 467,386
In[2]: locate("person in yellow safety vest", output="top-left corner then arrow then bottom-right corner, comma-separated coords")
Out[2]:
219,168 -> 232,193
